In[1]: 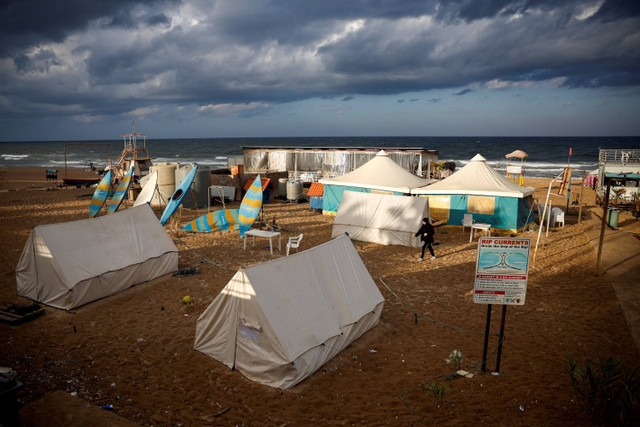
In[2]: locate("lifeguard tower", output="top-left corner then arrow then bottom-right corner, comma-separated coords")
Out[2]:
505,150 -> 527,186
115,122 -> 152,181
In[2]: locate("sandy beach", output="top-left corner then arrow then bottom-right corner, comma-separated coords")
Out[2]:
1,167 -> 639,426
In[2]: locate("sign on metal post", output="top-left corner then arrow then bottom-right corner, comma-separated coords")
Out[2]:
475,237 -> 531,372
474,237 -> 531,305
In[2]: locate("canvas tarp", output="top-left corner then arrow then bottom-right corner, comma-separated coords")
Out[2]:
331,191 -> 429,247
193,234 -> 384,389
16,204 -> 178,310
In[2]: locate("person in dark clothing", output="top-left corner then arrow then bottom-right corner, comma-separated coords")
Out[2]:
415,217 -> 436,261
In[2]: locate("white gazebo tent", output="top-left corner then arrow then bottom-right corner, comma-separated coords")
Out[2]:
411,154 -> 535,232
319,150 -> 432,215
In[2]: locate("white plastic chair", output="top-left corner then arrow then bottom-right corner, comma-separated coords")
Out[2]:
554,210 -> 565,227
286,233 -> 303,256
462,214 -> 474,232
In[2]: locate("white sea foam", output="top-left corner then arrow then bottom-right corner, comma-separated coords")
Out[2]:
1,154 -> 29,161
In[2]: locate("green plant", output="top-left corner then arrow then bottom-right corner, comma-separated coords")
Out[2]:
445,350 -> 463,370
566,353 -> 640,423
427,380 -> 447,404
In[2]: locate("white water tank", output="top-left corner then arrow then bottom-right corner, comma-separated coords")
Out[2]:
286,180 -> 303,201
149,163 -> 177,206
278,178 -> 288,197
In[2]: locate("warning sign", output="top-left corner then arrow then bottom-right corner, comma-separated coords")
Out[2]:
473,237 -> 531,305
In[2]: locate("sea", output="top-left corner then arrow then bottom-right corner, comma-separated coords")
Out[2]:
0,136 -> 637,178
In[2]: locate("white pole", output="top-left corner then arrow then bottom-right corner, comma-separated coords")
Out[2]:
533,172 -> 563,263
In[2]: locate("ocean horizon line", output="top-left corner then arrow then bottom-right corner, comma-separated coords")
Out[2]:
1,135 -> 638,144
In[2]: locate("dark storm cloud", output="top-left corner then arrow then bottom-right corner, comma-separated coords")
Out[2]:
592,0 -> 640,21
0,0 -> 177,56
0,0 -> 639,124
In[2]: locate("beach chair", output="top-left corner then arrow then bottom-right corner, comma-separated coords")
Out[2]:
462,214 -> 474,232
286,234 -> 303,256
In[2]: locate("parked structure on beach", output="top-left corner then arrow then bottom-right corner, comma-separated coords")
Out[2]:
115,122 -> 153,181
242,146 -> 438,183
596,148 -> 640,205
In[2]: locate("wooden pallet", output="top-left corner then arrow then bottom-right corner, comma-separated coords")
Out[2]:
0,303 -> 44,325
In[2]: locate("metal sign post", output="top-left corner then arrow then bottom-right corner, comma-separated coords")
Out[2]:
474,237 -> 531,373
481,304 -> 492,372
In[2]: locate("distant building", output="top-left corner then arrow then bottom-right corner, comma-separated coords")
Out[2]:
242,146 -> 438,183
597,149 -> 640,202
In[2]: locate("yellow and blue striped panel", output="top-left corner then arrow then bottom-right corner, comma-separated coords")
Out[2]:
106,165 -> 134,214
88,170 -> 112,218
239,175 -> 263,237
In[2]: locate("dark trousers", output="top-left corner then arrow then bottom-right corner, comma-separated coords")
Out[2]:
421,242 -> 434,258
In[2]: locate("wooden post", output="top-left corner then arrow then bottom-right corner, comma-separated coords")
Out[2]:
578,171 -> 585,223
595,178 -> 611,276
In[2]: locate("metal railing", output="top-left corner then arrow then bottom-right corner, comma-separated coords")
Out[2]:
599,148 -> 640,163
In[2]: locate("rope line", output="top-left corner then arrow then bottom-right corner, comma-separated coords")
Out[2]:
167,228 -> 237,272
360,254 -> 499,337
358,250 -> 507,423
167,228 -> 508,422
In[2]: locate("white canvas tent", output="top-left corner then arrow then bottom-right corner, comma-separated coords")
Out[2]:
331,191 -> 430,247
193,234 -> 384,389
411,154 -> 535,231
319,150 -> 432,215
16,204 -> 178,310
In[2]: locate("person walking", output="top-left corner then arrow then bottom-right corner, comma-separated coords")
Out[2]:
415,217 -> 436,261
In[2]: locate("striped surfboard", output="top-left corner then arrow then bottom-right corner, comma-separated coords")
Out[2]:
88,170 -> 112,218
238,175 -> 263,238
181,208 -> 240,232
106,165 -> 134,214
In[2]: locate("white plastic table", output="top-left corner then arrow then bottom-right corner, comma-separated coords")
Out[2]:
243,230 -> 282,255
470,223 -> 492,242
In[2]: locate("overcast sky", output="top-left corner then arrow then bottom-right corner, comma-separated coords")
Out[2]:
1,0 -> 639,141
